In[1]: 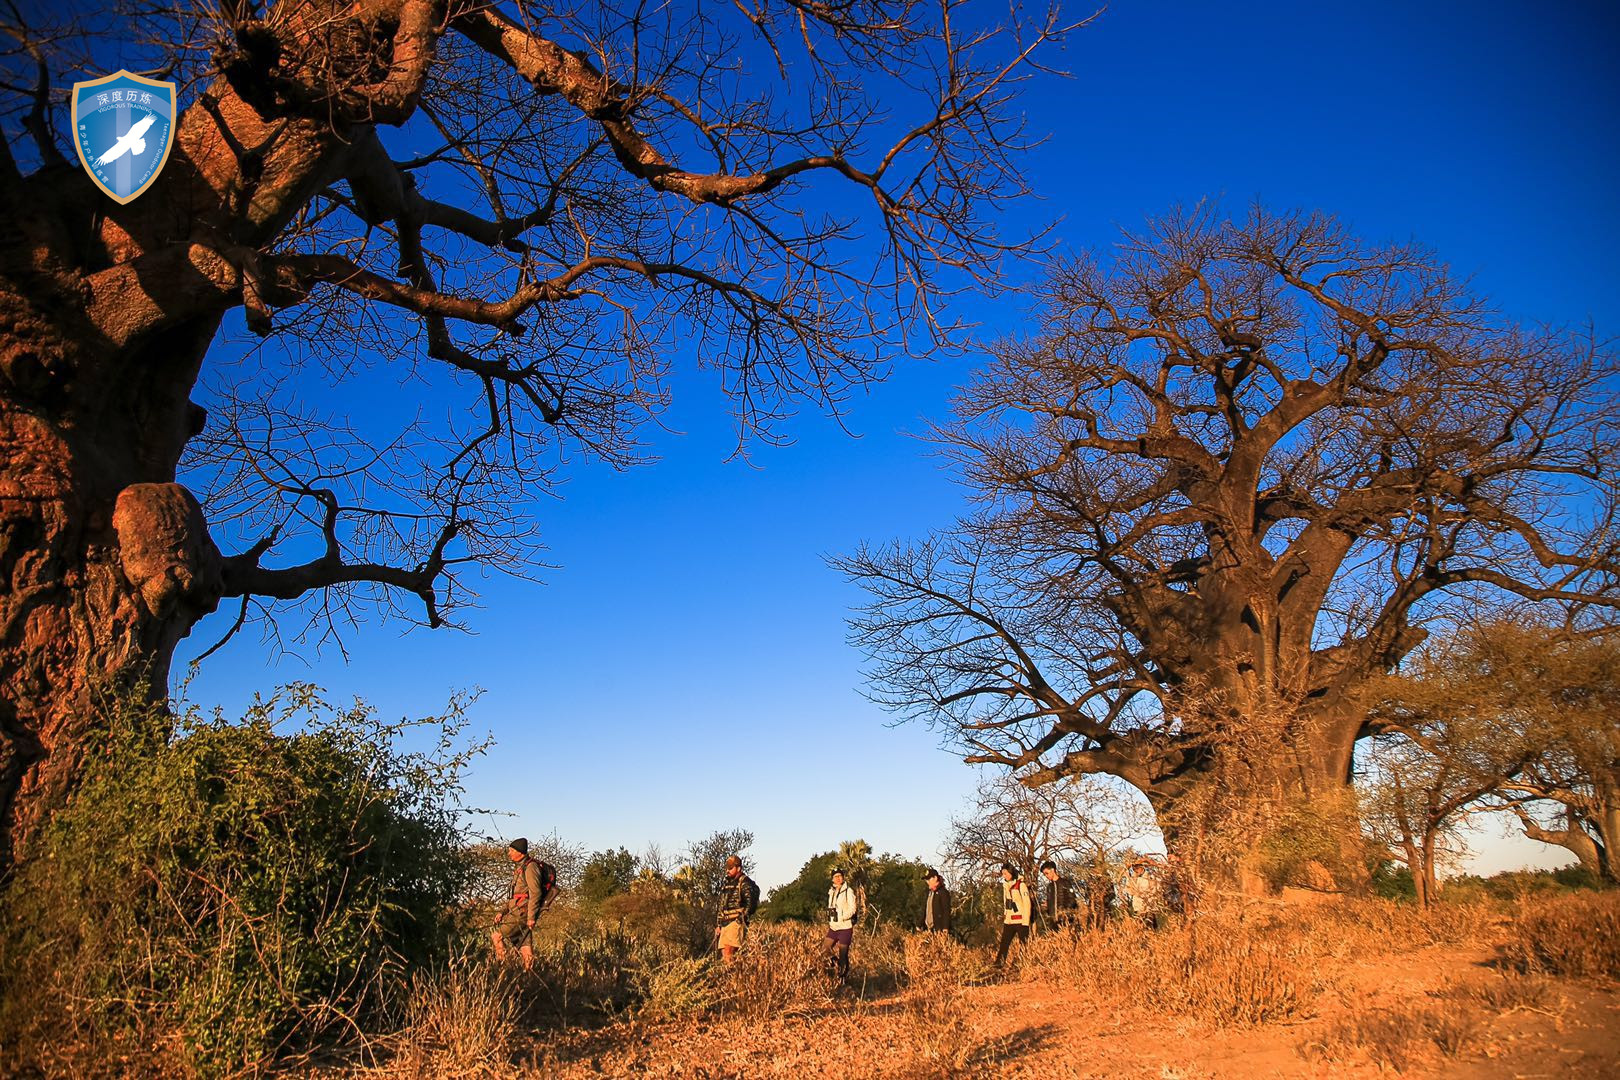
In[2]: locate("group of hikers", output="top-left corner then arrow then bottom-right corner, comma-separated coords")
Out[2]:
491,837 -> 1175,978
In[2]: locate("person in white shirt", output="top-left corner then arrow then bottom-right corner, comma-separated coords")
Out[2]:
995,863 -> 1032,967
825,867 -> 859,980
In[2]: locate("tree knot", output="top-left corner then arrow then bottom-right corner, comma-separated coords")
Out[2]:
112,484 -> 223,621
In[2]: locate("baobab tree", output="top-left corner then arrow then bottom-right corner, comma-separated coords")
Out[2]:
0,0 -> 1074,869
841,205 -> 1620,885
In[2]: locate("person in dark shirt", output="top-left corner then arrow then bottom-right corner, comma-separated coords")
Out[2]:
1038,859 -> 1079,931
715,855 -> 758,963
921,867 -> 952,934
493,838 -> 550,971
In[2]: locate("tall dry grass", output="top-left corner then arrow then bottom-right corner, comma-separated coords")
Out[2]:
1016,913 -> 1318,1028
1503,891 -> 1620,979
371,892 -> 1553,1077
393,962 -> 521,1077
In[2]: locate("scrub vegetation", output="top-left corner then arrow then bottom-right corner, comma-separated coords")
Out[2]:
3,684 -> 1616,1079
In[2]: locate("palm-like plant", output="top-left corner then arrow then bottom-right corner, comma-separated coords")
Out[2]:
835,839 -> 875,923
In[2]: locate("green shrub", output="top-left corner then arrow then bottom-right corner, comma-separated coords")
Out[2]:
1370,861 -> 1417,902
634,955 -> 720,1021
0,683 -> 484,1078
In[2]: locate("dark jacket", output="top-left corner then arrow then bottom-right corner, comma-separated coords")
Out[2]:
923,885 -> 953,932
1040,874 -> 1079,926
718,872 -> 759,925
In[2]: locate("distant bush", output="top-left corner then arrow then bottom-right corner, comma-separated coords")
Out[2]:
578,847 -> 640,909
0,684 -> 483,1078
760,849 -> 930,927
1476,866 -> 1603,899
1370,861 -> 1417,901
1367,863 -> 1598,907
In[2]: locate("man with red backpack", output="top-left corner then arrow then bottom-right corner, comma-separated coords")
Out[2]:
493,837 -> 556,971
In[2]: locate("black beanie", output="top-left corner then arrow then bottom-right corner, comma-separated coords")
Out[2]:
509,837 -> 528,855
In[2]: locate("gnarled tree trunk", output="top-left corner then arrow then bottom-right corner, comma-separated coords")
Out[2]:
0,286 -> 225,865
0,8 -> 359,869
1134,695 -> 1366,894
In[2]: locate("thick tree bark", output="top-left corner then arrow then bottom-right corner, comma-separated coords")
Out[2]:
1128,695 -> 1366,893
0,2 -> 370,870
0,288 -> 226,866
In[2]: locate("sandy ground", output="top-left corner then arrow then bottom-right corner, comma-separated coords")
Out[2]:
495,944 -> 1620,1079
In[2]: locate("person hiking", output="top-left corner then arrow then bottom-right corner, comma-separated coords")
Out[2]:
1081,859 -> 1117,929
825,867 -> 859,980
994,863 -> 1032,968
715,855 -> 758,964
922,867 -> 952,934
493,837 -> 554,971
1038,859 -> 1079,931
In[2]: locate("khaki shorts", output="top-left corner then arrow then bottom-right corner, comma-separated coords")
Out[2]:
717,920 -> 746,949
495,907 -> 534,948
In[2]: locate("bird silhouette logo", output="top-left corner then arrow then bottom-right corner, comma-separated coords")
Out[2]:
71,71 -> 177,204
93,114 -> 157,167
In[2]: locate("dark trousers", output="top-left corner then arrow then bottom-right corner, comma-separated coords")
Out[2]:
826,927 -> 853,979
995,922 -> 1029,965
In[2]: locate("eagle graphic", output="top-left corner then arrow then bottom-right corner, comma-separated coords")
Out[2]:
94,113 -> 157,166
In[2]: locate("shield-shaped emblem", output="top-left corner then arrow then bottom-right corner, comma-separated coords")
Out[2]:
71,71 -> 178,205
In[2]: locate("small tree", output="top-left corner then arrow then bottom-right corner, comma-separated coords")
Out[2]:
1359,733 -> 1504,906
1360,623 -> 1543,905
945,772 -> 1155,882
578,846 -> 640,908
836,838 -> 875,918
466,830 -> 585,910
761,846 -> 929,926
673,827 -> 754,947
1485,626 -> 1620,883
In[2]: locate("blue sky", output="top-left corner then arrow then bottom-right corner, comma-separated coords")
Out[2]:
174,0 -> 1620,888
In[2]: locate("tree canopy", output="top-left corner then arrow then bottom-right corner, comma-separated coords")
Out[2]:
0,0 -> 1072,866
841,205 -> 1620,879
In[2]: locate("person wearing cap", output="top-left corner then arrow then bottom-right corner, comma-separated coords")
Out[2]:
715,855 -> 758,964
994,863 -> 1032,967
921,868 -> 952,934
493,838 -> 544,971
1038,859 -> 1079,931
825,868 -> 859,980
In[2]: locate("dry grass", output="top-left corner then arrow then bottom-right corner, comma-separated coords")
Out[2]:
1438,970 -> 1565,1017
392,962 -> 521,1078
353,893 -> 1620,1078
633,956 -> 719,1022
1302,1002 -> 1484,1072
903,931 -> 997,988
898,964 -> 978,1071
714,922 -> 841,1018
1019,911 -> 1320,1028
1503,891 -> 1620,980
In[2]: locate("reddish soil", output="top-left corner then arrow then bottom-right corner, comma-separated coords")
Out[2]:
511,945 -> 1620,1079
